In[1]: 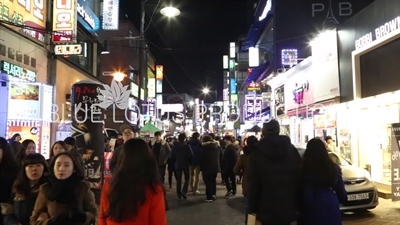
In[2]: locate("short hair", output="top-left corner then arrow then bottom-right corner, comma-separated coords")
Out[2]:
223,135 -> 233,142
64,137 -> 76,146
209,133 -> 216,139
202,135 -> 213,142
325,136 -> 333,142
178,133 -> 187,142
192,132 -> 200,140
154,131 -> 162,137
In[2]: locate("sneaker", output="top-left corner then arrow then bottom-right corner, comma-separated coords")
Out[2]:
194,190 -> 201,194
181,193 -> 187,200
204,199 -> 213,202
224,190 -> 233,198
212,195 -> 217,200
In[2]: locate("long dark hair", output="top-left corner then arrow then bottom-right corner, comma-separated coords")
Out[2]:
243,135 -> 258,155
16,139 -> 36,161
49,141 -> 68,158
13,153 -> 49,197
105,138 -> 161,222
303,138 -> 339,187
0,137 -> 18,176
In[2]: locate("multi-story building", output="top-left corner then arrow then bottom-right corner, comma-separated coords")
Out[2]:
99,19 -> 153,130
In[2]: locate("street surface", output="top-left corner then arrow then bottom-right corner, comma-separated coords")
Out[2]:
165,176 -> 400,225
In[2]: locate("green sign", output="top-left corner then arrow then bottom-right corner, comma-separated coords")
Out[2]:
1,61 -> 36,82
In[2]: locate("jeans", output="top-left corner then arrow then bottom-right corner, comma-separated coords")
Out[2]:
202,172 -> 217,200
190,165 -> 201,191
175,167 -> 190,197
159,164 -> 167,184
224,171 -> 237,194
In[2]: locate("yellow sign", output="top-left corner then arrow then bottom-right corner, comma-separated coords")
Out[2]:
156,65 -> 163,80
52,0 -> 77,43
0,0 -> 47,42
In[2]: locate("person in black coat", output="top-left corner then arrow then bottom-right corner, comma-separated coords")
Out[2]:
222,135 -> 239,197
247,120 -> 302,225
200,135 -> 223,202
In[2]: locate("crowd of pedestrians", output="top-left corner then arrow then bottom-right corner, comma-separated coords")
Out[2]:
0,119 -> 348,225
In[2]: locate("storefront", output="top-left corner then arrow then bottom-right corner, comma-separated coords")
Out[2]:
337,0 -> 400,197
284,29 -> 340,144
53,60 -> 100,143
0,20 -> 52,157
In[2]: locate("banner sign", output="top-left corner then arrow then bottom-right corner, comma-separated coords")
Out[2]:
102,0 -> 119,30
156,65 -> 164,80
54,44 -> 85,55
1,61 -> 36,82
52,0 -> 77,43
71,80 -> 104,203
244,95 -> 263,122
391,123 -> 400,201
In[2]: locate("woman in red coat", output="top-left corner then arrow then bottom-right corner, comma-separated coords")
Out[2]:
99,138 -> 167,225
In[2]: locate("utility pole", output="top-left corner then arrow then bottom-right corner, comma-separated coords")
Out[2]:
138,0 -> 146,112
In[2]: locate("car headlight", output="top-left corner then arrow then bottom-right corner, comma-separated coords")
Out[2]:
364,170 -> 371,180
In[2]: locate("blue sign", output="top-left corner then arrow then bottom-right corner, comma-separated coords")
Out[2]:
230,78 -> 237,94
77,0 -> 100,33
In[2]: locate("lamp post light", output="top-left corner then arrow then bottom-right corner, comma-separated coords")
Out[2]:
113,72 -> 125,82
160,6 -> 181,17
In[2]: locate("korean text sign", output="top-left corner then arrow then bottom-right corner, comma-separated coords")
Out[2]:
52,0 -> 77,43
0,0 -> 47,42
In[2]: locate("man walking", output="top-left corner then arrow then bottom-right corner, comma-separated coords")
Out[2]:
188,132 -> 202,194
109,124 -> 135,172
152,131 -> 171,184
247,120 -> 302,225
171,133 -> 194,200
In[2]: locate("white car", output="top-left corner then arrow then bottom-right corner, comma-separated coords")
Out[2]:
295,144 -> 379,212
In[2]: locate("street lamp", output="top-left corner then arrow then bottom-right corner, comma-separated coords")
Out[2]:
202,88 -> 210,94
160,6 -> 181,17
113,72 -> 125,82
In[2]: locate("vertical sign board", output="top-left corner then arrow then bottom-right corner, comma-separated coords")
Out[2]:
156,65 -> 164,80
71,81 -> 104,204
53,0 -> 77,43
255,95 -> 262,121
244,95 -> 255,122
391,123 -> 400,201
102,0 -> 120,30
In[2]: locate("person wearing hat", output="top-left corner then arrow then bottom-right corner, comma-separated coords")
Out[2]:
247,119 -> 302,225
109,124 -> 136,172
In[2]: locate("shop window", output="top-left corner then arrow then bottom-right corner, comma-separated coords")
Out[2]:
31,58 -> 36,68
24,55 -> 30,65
0,44 -> 6,56
8,47 -> 15,60
16,51 -> 23,62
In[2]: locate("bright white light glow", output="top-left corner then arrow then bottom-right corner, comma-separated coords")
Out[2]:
189,101 -> 194,106
249,47 -> 259,67
259,0 -> 272,21
160,7 -> 181,17
203,88 -> 210,94
230,42 -> 235,58
113,72 -> 125,82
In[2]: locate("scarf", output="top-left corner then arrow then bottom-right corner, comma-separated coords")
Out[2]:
47,174 -> 82,205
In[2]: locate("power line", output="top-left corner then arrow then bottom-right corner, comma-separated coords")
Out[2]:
144,0 -> 162,33
148,19 -> 203,88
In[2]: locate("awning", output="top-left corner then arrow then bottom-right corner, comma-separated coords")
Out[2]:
241,15 -> 271,51
242,61 -> 273,87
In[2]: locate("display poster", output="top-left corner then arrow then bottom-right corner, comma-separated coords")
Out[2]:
8,83 -> 41,120
71,81 -> 104,204
7,120 -> 41,153
40,122 -> 51,159
390,123 -> 400,201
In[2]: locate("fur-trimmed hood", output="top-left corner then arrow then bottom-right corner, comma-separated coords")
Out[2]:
202,141 -> 219,146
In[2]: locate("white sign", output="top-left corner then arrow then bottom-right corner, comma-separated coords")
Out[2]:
54,44 -> 84,55
355,16 -> 400,50
8,83 -> 41,120
41,85 -> 54,122
102,0 -> 119,30
148,78 -> 156,98
77,2 -> 95,29
312,2 -> 352,17
156,80 -> 162,93
130,83 -> 139,97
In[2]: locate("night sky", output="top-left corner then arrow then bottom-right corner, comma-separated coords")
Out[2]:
121,0 -> 248,102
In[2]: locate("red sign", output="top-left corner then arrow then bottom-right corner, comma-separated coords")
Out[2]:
247,69 -> 261,90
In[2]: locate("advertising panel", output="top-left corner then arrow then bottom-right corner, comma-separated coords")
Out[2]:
156,65 -> 164,80
156,80 -> 162,93
54,44 -> 86,56
147,98 -> 156,117
8,83 -> 41,120
244,95 -> 254,122
1,61 -> 37,82
281,49 -> 298,66
130,82 -> 138,97
140,88 -> 145,101
77,0 -> 100,33
148,78 -> 156,98
53,0 -> 77,43
0,0 -> 47,43
247,69 -> 260,91
41,85 -> 53,122
71,81 -> 104,203
391,123 -> 400,201
102,0 -> 119,30
230,78 -> 237,94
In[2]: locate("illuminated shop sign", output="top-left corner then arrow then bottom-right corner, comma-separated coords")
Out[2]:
247,69 -> 261,91
52,0 -> 77,43
147,98 -> 156,117
0,0 -> 47,42
156,65 -> 164,80
293,82 -> 309,104
77,0 -> 100,33
230,78 -> 237,94
244,95 -> 262,122
355,16 -> 400,50
1,61 -> 36,82
54,44 -> 86,55
102,0 -> 120,30
281,49 -> 298,66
